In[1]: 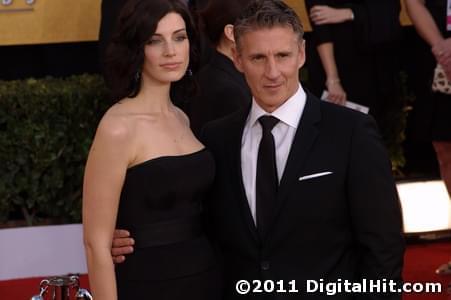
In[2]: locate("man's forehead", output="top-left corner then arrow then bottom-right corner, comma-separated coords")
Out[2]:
238,26 -> 300,53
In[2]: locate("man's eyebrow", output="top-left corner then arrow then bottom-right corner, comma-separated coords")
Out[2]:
248,53 -> 265,58
276,51 -> 292,55
247,50 -> 292,58
152,28 -> 187,36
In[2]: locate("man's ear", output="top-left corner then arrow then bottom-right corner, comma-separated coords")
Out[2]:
224,24 -> 235,42
231,46 -> 244,73
298,39 -> 306,68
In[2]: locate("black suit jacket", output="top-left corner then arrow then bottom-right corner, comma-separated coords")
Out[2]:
189,50 -> 251,137
201,92 -> 404,299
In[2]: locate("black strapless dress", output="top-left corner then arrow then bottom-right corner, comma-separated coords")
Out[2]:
115,148 -> 222,299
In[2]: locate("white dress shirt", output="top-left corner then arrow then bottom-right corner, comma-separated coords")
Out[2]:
241,85 -> 306,223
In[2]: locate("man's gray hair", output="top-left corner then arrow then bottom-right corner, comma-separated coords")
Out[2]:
234,0 -> 304,51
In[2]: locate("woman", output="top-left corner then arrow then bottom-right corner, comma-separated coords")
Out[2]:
405,0 -> 451,275
82,0 -> 221,299
305,0 -> 402,141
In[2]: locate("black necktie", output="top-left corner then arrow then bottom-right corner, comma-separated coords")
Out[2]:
256,115 -> 279,239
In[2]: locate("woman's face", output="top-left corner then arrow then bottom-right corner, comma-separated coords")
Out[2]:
142,12 -> 190,85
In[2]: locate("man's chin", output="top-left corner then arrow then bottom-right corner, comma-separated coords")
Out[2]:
256,96 -> 288,112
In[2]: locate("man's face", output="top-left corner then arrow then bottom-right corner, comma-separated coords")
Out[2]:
233,25 -> 305,113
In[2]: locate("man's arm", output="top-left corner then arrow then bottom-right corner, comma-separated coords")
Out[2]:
347,114 -> 404,299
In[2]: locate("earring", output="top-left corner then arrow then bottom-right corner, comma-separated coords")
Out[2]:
135,70 -> 141,82
186,68 -> 193,77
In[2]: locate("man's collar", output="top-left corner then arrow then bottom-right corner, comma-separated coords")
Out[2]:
247,84 -> 306,129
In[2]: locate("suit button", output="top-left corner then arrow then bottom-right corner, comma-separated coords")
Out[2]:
261,261 -> 270,271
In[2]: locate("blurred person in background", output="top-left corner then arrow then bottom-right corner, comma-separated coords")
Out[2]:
188,0 -> 252,136
406,0 -> 451,275
305,0 -> 403,144
98,0 -> 125,69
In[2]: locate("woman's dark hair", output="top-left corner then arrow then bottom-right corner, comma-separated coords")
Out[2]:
198,0 -> 253,47
104,0 -> 198,102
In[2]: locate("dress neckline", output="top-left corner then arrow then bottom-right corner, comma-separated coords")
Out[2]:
127,148 -> 207,172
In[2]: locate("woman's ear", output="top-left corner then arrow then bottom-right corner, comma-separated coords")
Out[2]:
224,24 -> 235,42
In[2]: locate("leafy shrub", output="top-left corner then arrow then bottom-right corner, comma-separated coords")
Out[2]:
0,74 -> 108,225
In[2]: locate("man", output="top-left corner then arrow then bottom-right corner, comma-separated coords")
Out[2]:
112,1 -> 404,298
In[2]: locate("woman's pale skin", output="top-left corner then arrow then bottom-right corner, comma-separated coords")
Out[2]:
309,5 -> 354,105
405,0 -> 451,78
82,12 -> 203,300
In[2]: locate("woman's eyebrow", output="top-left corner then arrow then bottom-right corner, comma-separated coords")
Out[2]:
153,28 -> 187,36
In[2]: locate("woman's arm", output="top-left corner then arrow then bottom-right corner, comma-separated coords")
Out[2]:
83,113 -> 132,300
405,0 -> 451,77
316,42 -> 347,104
309,5 -> 354,25
405,0 -> 443,47
306,1 -> 350,105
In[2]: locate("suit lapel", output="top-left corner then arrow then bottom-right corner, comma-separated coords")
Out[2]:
226,107 -> 260,243
271,93 -> 321,227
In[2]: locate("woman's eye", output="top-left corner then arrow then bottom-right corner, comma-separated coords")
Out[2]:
175,35 -> 188,42
147,38 -> 162,45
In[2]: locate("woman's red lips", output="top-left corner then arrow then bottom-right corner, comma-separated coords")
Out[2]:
160,62 -> 182,69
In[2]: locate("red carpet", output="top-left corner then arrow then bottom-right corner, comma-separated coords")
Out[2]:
0,242 -> 450,299
403,241 -> 451,299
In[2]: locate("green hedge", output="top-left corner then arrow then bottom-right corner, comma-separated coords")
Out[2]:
0,74 -> 108,225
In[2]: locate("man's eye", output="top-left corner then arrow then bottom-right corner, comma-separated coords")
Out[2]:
252,56 -> 264,61
277,53 -> 290,58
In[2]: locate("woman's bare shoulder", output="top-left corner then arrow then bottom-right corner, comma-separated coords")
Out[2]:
95,102 -> 135,144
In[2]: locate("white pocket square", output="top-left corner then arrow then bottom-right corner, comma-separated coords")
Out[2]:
298,171 -> 333,181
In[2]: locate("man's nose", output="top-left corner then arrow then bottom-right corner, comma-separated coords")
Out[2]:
264,57 -> 281,79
